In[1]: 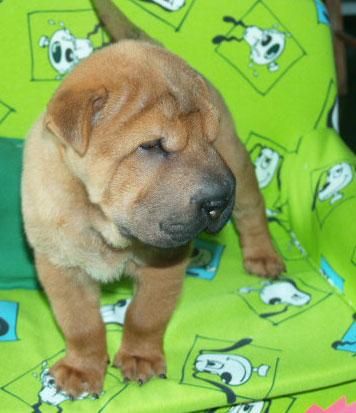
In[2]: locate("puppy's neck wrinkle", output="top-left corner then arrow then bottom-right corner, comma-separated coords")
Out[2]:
88,203 -> 132,250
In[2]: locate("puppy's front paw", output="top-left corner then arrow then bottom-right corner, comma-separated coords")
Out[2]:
50,357 -> 106,398
113,350 -> 166,384
244,249 -> 285,278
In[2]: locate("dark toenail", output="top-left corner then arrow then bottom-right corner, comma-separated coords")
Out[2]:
159,373 -> 167,379
138,379 -> 144,386
123,376 -> 130,383
92,393 -> 100,399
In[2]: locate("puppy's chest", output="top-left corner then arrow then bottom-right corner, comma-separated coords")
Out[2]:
87,253 -> 130,283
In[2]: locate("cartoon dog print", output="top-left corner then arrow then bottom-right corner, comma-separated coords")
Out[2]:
141,0 -> 185,11
240,279 -> 311,318
100,298 -> 131,326
195,353 -> 269,386
213,17 -> 286,72
32,362 -> 90,412
39,22 -> 98,77
254,147 -> 281,189
317,162 -> 353,205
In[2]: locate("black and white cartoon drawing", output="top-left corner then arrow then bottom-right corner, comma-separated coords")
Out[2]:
129,0 -> 195,31
100,298 -> 131,326
1,350 -> 127,412
237,277 -> 331,325
240,279 -> 311,319
212,1 -> 305,95
39,24 -> 95,77
195,353 -> 269,386
311,161 -> 356,227
316,162 -> 353,205
28,10 -> 108,81
182,336 -> 280,403
140,0 -> 185,12
32,362 -> 91,412
213,17 -> 286,73
254,147 -> 281,189
247,135 -> 286,214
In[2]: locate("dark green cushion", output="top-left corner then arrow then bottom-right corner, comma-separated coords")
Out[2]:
0,137 -> 38,289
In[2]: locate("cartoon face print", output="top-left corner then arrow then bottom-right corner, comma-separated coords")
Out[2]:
318,162 -> 353,205
39,365 -> 73,406
32,362 -> 90,412
213,17 -> 286,73
237,277 -> 332,326
244,26 -> 286,71
39,25 -> 93,75
140,0 -> 185,11
255,147 -> 281,188
195,353 -> 269,386
241,279 -> 311,307
212,2 -> 306,96
258,280 -> 311,307
182,336 -> 280,404
100,298 -> 131,326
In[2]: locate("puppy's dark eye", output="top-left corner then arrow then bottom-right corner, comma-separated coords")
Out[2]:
140,139 -> 162,150
139,139 -> 164,151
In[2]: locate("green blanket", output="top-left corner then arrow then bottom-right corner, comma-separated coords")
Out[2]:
1,0 -> 356,411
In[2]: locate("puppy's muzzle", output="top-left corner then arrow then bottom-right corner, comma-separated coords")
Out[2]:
161,172 -> 235,245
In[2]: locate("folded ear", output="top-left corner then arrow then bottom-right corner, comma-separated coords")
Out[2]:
46,86 -> 108,156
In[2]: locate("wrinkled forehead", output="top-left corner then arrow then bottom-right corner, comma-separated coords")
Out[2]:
102,76 -> 219,153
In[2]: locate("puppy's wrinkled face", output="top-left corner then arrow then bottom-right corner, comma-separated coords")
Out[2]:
46,41 -> 235,248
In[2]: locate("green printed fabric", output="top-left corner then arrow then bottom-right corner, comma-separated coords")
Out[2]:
1,0 -> 356,411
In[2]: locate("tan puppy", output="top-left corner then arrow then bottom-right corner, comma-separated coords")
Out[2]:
21,5 -> 284,398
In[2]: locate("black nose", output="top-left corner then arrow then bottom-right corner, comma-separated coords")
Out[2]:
201,197 -> 229,221
193,174 -> 235,233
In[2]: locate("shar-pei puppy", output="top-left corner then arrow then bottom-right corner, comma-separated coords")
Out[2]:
22,0 -> 284,398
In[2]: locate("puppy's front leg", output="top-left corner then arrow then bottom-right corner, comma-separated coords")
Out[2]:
35,254 -> 108,397
214,126 -> 285,277
114,259 -> 186,383
231,149 -> 285,277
